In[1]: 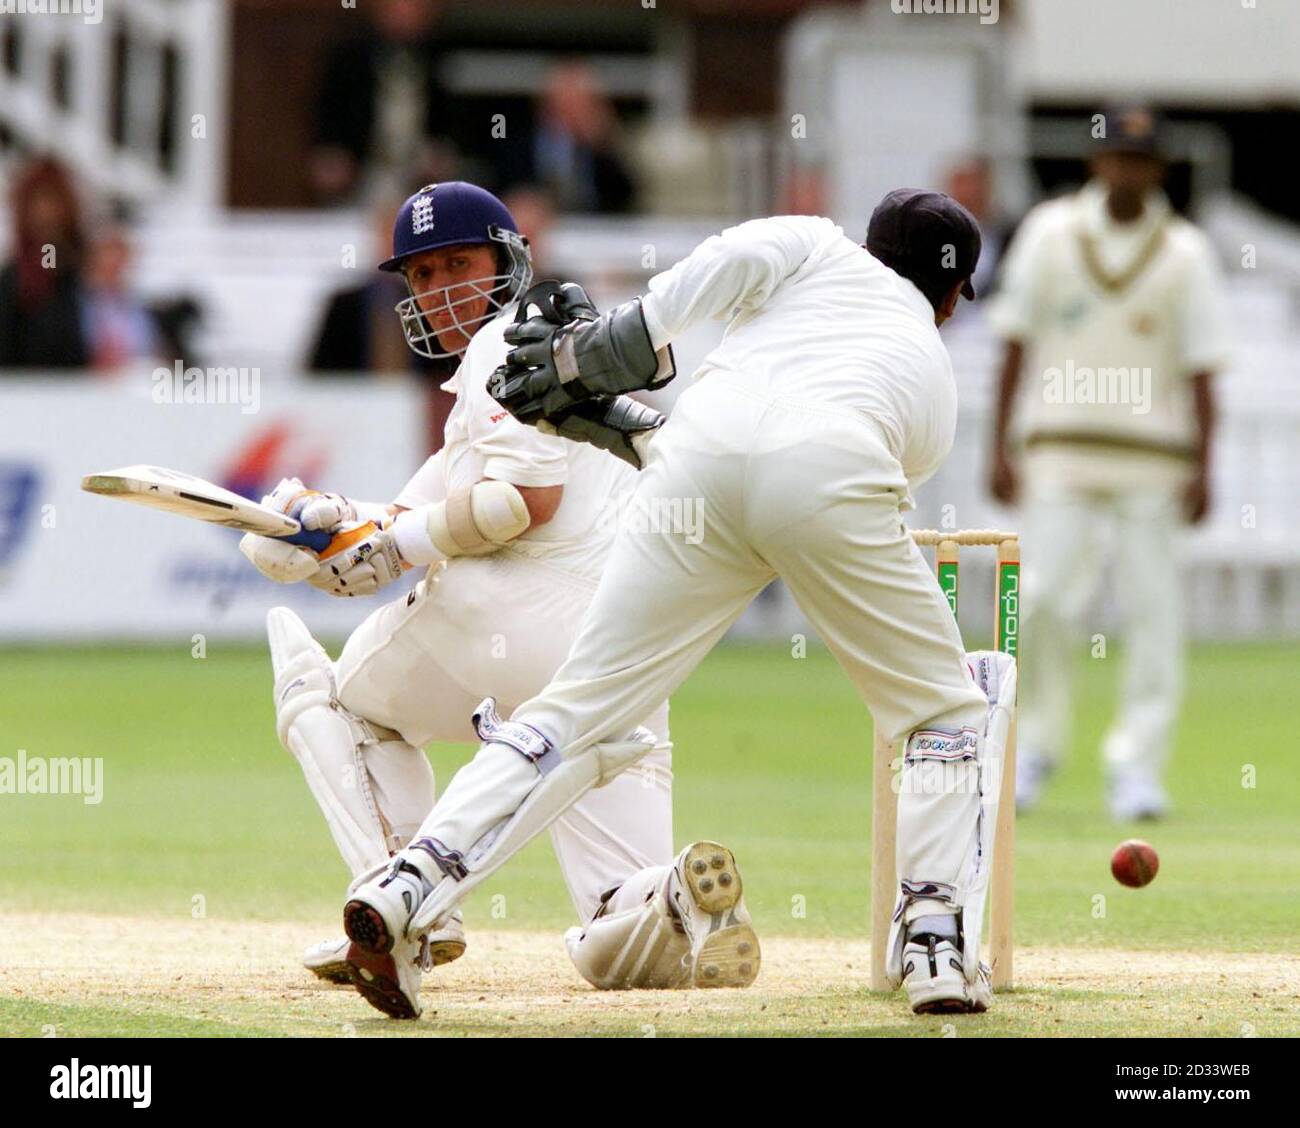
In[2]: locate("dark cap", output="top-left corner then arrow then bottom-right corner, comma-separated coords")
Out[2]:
866,188 -> 982,301
1097,104 -> 1163,157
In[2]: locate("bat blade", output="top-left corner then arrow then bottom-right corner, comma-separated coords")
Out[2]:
80,465 -> 301,537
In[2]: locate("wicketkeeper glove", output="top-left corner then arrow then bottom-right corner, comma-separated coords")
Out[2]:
537,395 -> 666,470
492,290 -> 675,425
511,279 -> 598,332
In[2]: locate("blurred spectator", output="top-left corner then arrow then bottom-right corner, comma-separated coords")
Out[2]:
0,156 -> 88,368
307,196 -> 456,450
501,184 -> 559,276
147,295 -> 203,370
781,166 -> 829,218
80,227 -> 162,374
497,62 -> 636,214
310,0 -> 462,204
309,199 -> 412,374
309,269 -> 416,375
943,155 -> 1014,295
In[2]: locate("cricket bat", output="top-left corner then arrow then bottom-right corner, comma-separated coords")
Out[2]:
80,464 -> 333,552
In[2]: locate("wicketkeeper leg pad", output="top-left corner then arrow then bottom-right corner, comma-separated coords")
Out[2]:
405,700 -> 661,935
885,650 -> 1017,987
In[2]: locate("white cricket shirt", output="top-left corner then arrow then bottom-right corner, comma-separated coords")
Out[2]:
393,306 -> 636,581
987,181 -> 1229,490
640,215 -> 959,492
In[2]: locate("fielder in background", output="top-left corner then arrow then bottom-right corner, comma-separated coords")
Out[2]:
343,190 -> 1020,1016
987,107 -> 1229,820
243,181 -> 760,1019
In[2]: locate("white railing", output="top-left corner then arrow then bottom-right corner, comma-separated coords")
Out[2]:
0,0 -> 228,209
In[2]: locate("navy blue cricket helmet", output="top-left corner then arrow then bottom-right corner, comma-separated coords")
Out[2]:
380,181 -> 533,359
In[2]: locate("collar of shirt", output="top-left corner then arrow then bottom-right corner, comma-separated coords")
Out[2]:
1078,179 -> 1170,247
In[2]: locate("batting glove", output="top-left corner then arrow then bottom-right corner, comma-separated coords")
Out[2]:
296,491 -> 356,532
308,521 -> 407,598
239,533 -> 320,584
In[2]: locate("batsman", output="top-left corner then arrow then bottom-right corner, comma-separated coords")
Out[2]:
245,181 -> 761,1019
344,192 -> 1018,1015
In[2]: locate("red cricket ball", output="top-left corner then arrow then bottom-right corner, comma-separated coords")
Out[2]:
1111,839 -> 1160,888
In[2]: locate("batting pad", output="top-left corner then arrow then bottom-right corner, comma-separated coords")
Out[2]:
268,608 -> 391,876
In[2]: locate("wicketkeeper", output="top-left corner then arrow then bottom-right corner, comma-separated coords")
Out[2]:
342,191 -> 1018,1015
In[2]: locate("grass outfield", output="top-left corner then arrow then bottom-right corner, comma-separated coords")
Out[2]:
1,640 -> 1298,1036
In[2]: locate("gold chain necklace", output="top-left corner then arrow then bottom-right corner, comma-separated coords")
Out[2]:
1076,206 -> 1169,295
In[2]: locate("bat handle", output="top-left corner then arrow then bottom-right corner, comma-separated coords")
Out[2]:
278,527 -> 334,554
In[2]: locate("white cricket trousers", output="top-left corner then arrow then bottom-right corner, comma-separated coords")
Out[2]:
1017,479 -> 1185,781
334,549 -> 672,923
519,374 -> 987,761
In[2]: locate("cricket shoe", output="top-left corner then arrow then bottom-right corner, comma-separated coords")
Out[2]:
303,936 -> 352,984
901,914 -> 991,1015
668,840 -> 761,988
344,857 -> 430,956
305,913 -> 467,985
345,932 -> 426,1020
343,857 -> 437,1019
1108,771 -> 1170,822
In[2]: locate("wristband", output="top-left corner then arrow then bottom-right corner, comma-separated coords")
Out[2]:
391,507 -> 448,567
